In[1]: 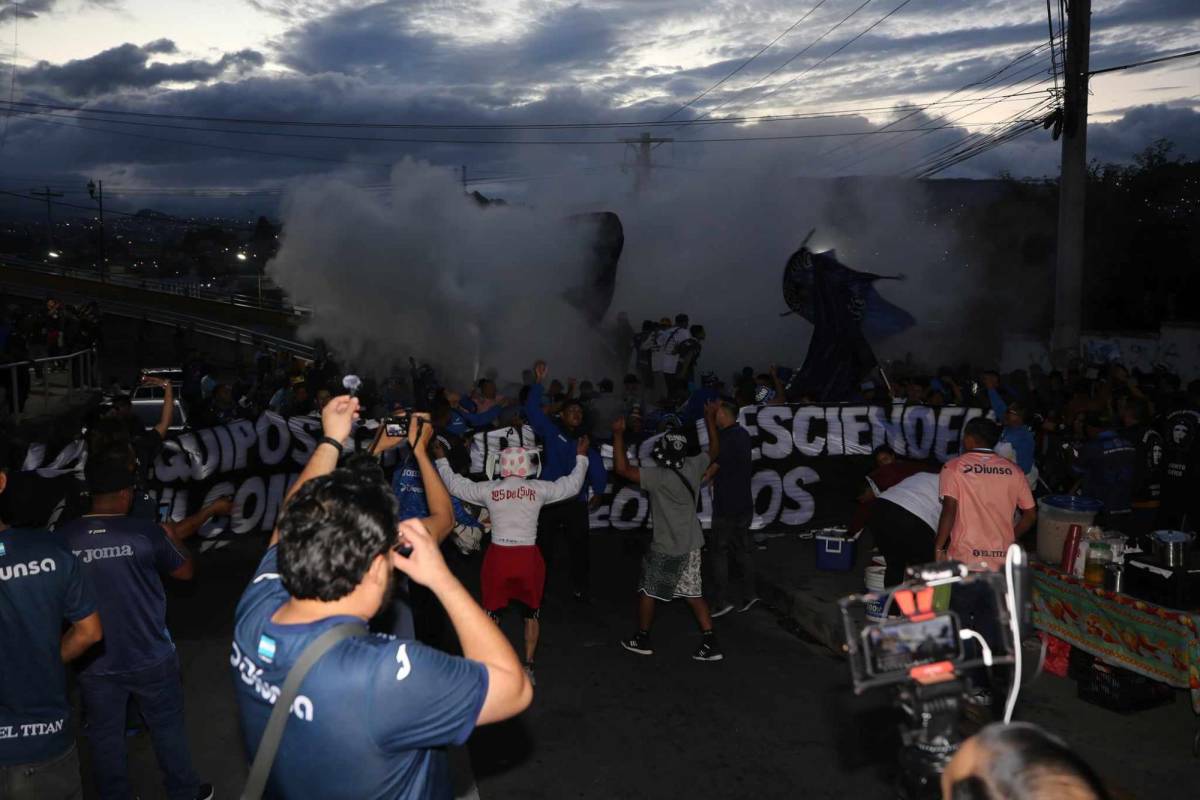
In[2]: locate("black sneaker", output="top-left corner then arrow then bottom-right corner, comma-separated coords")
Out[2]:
195,784 -> 214,800
693,638 -> 724,662
523,663 -> 536,687
621,632 -> 653,655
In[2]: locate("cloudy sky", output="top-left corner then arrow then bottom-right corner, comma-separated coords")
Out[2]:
1,0 -> 1197,214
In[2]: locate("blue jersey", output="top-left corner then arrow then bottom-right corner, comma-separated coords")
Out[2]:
58,515 -> 187,676
232,547 -> 488,800
1073,431 -> 1137,515
523,383 -> 608,502
999,424 -> 1036,474
0,528 -> 96,765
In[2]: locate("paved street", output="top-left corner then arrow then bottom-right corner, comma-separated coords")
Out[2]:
80,531 -> 1199,799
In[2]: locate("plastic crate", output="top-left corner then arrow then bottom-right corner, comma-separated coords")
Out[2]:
1076,660 -> 1176,714
816,532 -> 856,571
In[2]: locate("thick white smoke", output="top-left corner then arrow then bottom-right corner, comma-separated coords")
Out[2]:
269,143 -> 970,389
268,158 -> 611,385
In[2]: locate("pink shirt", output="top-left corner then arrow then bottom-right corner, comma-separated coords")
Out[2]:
939,449 -> 1035,572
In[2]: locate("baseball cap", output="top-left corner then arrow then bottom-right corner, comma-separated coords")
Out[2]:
651,433 -> 689,470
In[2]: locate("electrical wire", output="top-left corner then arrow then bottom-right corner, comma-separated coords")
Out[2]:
812,41 -> 1053,168
732,0 -> 919,118
1088,48 -> 1200,76
2,104 -> 1029,147
0,91 -> 1048,132
664,0 -> 880,137
657,0 -> 831,122
830,59 -> 1054,175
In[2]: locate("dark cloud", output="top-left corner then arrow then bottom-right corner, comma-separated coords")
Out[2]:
0,0 -> 120,21
20,40 -> 265,97
3,0 -> 1195,203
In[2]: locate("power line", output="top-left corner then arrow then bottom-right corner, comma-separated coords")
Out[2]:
827,57 -> 1055,174
0,186 -> 256,229
657,0 -> 830,122
1088,48 -> 1200,77
0,91 -> 1048,130
3,104 -> 1030,146
811,41 -> 1052,167
664,0 -> 880,137
732,0 -> 919,118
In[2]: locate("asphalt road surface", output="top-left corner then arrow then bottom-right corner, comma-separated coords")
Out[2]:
76,530 -> 1199,799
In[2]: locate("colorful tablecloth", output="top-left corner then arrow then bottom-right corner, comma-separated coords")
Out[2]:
1031,562 -> 1200,714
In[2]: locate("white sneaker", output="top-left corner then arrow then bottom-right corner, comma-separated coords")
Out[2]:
711,603 -> 735,619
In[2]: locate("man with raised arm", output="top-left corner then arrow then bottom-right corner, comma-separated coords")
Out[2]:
435,435 -> 590,683
231,396 -> 531,799
613,400 -> 725,661
523,360 -> 608,603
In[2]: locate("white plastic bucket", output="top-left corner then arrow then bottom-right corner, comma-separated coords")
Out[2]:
864,565 -> 888,622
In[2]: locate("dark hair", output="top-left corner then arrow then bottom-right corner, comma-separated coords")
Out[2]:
872,444 -> 896,458
718,400 -> 739,420
964,417 -> 1001,449
641,320 -> 655,332
675,313 -> 689,327
561,398 -> 583,414
951,723 -> 1111,800
1124,397 -> 1150,424
85,446 -> 136,494
276,469 -> 399,602
598,378 -> 614,393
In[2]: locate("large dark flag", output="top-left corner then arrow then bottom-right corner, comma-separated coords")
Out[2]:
782,238 -> 913,401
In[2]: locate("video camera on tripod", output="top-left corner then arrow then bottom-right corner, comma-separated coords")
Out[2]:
839,545 -> 1038,799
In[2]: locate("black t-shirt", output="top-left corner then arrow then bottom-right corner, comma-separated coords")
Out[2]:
1161,406 -> 1200,512
712,424 -> 753,518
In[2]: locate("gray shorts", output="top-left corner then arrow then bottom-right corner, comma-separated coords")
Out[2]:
639,548 -> 702,601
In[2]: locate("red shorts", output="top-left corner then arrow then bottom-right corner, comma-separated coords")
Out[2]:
481,544 -> 545,612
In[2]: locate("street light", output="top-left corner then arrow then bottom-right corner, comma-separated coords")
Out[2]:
47,250 -> 60,259
236,253 -> 247,261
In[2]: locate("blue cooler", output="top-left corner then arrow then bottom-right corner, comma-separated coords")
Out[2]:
816,531 -> 857,571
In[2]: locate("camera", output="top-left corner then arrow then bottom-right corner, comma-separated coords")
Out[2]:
840,548 -> 1034,799
383,415 -> 411,439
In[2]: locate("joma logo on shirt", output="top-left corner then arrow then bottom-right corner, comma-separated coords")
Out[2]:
961,463 -> 1014,476
0,558 -> 56,581
73,545 -> 135,563
492,486 -> 538,502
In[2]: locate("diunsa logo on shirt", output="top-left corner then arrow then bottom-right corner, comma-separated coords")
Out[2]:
0,558 -> 56,581
960,463 -> 1014,476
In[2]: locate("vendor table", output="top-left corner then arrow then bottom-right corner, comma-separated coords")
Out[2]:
1030,561 -> 1200,715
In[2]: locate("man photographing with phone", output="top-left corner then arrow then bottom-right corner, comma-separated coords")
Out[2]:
231,395 -> 532,799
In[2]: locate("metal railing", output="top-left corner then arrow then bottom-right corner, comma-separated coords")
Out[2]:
0,254 -> 310,316
0,279 -> 315,364
1,347 -> 101,420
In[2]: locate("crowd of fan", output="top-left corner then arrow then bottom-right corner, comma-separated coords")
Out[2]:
4,304 -> 1195,800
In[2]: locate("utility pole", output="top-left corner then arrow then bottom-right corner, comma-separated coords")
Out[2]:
87,179 -> 106,280
620,132 -> 673,194
1051,0 -> 1091,359
461,164 -> 467,193
30,186 -> 63,253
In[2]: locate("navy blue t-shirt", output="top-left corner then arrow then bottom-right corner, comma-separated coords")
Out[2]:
0,527 -> 96,765
58,515 -> 187,676
232,547 -> 488,800
712,424 -> 754,519
1073,431 -> 1137,515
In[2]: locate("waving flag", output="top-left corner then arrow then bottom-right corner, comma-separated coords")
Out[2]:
782,239 -> 913,401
